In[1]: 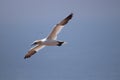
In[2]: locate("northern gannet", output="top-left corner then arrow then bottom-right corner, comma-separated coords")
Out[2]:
24,13 -> 73,59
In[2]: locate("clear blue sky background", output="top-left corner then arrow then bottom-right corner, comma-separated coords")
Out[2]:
0,0 -> 120,80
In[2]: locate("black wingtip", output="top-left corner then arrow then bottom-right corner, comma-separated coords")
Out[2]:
59,13 -> 73,25
24,55 -> 30,59
67,13 -> 73,19
24,50 -> 37,59
70,13 -> 73,16
24,56 -> 28,59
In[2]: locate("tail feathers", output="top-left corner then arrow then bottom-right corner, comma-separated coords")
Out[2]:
57,42 -> 64,46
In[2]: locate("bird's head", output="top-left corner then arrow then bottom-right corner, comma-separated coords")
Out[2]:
31,40 -> 42,46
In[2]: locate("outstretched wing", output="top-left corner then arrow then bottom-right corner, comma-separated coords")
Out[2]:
24,45 -> 45,59
47,13 -> 73,40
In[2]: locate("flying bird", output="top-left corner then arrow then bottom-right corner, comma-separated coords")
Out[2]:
24,13 -> 73,59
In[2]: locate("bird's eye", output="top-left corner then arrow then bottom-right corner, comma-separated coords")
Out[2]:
34,42 -> 38,44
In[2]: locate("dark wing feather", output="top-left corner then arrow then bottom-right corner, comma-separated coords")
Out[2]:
24,49 -> 36,59
24,45 -> 45,59
58,13 -> 73,25
47,13 -> 73,40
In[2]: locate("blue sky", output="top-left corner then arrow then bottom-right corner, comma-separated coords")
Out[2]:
0,0 -> 120,80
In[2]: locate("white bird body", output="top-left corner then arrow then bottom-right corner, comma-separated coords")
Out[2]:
43,40 -> 59,46
24,13 -> 73,59
33,38 -> 60,46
